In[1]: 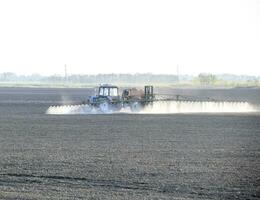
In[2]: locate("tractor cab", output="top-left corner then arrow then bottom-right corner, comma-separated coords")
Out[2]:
89,84 -> 120,105
98,85 -> 119,97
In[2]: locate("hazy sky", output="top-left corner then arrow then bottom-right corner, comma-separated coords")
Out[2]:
0,0 -> 259,76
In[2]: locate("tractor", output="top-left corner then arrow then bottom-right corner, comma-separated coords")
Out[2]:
88,84 -> 154,112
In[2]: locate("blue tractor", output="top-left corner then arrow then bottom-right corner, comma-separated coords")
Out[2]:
88,84 -> 154,112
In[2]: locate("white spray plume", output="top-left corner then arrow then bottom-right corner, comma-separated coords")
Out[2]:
140,101 -> 257,114
46,101 -> 258,115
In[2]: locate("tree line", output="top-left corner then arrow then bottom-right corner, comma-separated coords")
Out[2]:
0,73 -> 183,84
0,72 -> 259,86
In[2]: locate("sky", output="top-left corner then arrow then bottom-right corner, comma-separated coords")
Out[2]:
0,0 -> 259,76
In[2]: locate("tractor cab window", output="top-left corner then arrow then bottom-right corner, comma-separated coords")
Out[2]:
110,88 -> 118,96
103,88 -> 109,96
99,87 -> 108,96
99,88 -> 104,96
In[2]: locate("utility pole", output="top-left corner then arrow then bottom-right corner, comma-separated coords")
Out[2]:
176,64 -> 179,83
64,64 -> 68,84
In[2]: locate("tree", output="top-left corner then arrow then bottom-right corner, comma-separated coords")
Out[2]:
198,73 -> 217,85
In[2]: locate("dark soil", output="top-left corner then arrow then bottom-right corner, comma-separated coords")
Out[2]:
0,87 -> 259,199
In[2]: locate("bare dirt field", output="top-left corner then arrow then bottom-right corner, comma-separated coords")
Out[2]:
0,87 -> 260,199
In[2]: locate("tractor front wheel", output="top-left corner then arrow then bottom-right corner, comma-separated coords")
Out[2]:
99,101 -> 110,113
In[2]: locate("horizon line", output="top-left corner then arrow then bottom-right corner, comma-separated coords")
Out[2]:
0,72 -> 260,77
